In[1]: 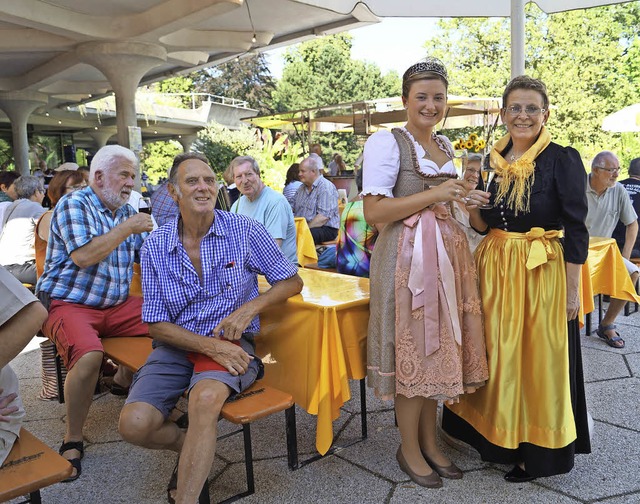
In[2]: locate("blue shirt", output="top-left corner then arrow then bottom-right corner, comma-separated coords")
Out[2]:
292,175 -> 340,229
141,211 -> 298,336
230,186 -> 298,264
150,183 -> 179,227
36,186 -> 146,307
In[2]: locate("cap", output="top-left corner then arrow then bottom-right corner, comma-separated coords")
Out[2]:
54,162 -> 79,172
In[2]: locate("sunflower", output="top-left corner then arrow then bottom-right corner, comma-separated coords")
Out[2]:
476,139 -> 486,150
453,141 -> 461,149
465,140 -> 474,149
469,133 -> 478,141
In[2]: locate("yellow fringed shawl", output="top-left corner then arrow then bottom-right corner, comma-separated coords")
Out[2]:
489,127 -> 551,215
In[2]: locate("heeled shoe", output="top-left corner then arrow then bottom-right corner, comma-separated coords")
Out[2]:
396,447 -> 443,488
504,465 -> 536,483
422,452 -> 463,479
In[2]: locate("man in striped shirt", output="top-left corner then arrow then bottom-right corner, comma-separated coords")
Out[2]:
118,152 -> 302,504
36,145 -> 154,481
292,154 -> 340,244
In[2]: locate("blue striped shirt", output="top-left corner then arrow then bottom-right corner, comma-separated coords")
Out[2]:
292,175 -> 340,229
36,186 -> 145,307
140,211 -> 298,336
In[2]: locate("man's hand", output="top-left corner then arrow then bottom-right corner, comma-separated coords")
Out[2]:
204,339 -> 253,376
212,304 -> 257,341
126,213 -> 154,235
0,390 -> 18,422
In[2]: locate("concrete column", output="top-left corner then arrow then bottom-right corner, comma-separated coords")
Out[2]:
178,134 -> 197,152
0,91 -> 48,175
510,0 -> 526,78
76,42 -> 167,149
88,128 -> 117,150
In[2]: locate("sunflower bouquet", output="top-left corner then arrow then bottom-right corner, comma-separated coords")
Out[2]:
453,133 -> 486,153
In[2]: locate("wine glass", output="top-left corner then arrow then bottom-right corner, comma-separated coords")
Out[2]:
452,149 -> 467,178
138,196 -> 152,215
478,164 -> 495,210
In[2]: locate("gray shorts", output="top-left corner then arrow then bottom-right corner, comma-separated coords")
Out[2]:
125,335 -> 262,419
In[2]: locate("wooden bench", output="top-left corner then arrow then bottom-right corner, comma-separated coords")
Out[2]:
0,428 -> 72,503
101,336 -> 298,503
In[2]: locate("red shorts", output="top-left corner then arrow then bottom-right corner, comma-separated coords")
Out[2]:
42,296 -> 149,370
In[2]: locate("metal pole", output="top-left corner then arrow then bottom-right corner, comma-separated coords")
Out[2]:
511,0 -> 527,78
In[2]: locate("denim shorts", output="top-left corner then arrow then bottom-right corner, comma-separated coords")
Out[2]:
125,334 -> 262,418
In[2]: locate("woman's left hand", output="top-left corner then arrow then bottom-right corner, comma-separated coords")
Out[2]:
566,289 -> 580,321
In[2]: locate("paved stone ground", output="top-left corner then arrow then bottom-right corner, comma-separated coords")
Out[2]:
6,307 -> 640,503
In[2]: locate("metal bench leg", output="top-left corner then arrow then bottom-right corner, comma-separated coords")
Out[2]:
285,406 -> 298,470
359,378 -> 367,440
54,353 -> 65,404
242,424 -> 255,496
585,311 -> 591,335
29,490 -> 42,504
598,294 -> 603,326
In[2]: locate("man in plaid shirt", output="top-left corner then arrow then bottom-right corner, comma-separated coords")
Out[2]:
36,145 -> 154,482
118,152 -> 302,504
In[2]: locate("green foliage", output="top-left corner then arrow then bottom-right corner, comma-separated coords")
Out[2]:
152,76 -> 195,108
428,3 -> 640,167
141,140 -> 183,184
271,33 -> 401,112
194,122 -> 302,191
191,54 -> 276,114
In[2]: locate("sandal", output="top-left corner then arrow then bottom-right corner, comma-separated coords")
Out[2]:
596,323 -> 625,348
59,440 -> 84,482
167,457 -> 179,504
167,456 -> 210,504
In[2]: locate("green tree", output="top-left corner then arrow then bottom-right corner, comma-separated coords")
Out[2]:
271,33 -> 401,112
141,140 -> 183,184
192,54 -> 276,114
428,3 -> 640,165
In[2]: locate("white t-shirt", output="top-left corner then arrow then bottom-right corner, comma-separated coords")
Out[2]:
362,128 -> 456,197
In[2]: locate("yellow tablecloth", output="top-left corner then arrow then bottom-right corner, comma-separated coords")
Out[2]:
256,268 -> 369,455
578,237 -> 640,324
294,217 -> 318,266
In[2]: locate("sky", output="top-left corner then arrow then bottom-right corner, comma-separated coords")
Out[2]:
265,18 -> 440,79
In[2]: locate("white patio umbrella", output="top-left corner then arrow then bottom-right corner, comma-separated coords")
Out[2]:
602,104 -> 640,132
296,1 -> 634,77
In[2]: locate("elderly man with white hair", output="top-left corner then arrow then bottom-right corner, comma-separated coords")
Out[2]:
292,154 -> 340,244
36,145 -> 154,481
0,175 -> 46,284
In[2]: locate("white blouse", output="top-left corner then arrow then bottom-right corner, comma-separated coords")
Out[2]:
362,128 -> 456,198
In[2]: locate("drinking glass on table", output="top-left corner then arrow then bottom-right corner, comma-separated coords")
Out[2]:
138,196 -> 152,214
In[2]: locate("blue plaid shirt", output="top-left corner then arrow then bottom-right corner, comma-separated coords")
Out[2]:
150,182 -> 179,227
141,210 -> 298,336
36,186 -> 146,307
292,175 -> 340,229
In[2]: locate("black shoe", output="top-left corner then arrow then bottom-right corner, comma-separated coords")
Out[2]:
504,465 -> 536,483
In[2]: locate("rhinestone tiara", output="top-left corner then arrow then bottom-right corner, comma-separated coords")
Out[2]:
403,57 -> 448,84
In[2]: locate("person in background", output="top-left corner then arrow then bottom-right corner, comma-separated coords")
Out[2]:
0,266 -> 48,464
0,170 -> 19,202
444,75 -> 591,482
221,163 -> 240,208
292,154 -> 340,244
612,157 -> 640,257
283,163 -> 302,208
37,145 -> 153,481
230,155 -> 297,264
35,170 -> 87,267
363,57 -> 488,488
451,154 -> 484,253
585,151 -> 638,349
77,166 -> 90,184
336,169 -> 378,277
0,175 -> 46,284
328,153 -> 347,177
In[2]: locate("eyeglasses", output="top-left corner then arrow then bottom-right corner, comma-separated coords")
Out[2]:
594,166 -> 620,173
504,105 -> 546,117
65,183 -> 87,191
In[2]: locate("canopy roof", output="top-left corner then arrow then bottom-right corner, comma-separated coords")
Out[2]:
602,104 -> 640,133
244,96 -> 501,134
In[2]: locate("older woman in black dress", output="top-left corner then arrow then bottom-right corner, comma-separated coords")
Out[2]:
443,75 -> 591,481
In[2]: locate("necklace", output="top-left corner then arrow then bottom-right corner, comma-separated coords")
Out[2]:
509,152 -> 523,162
